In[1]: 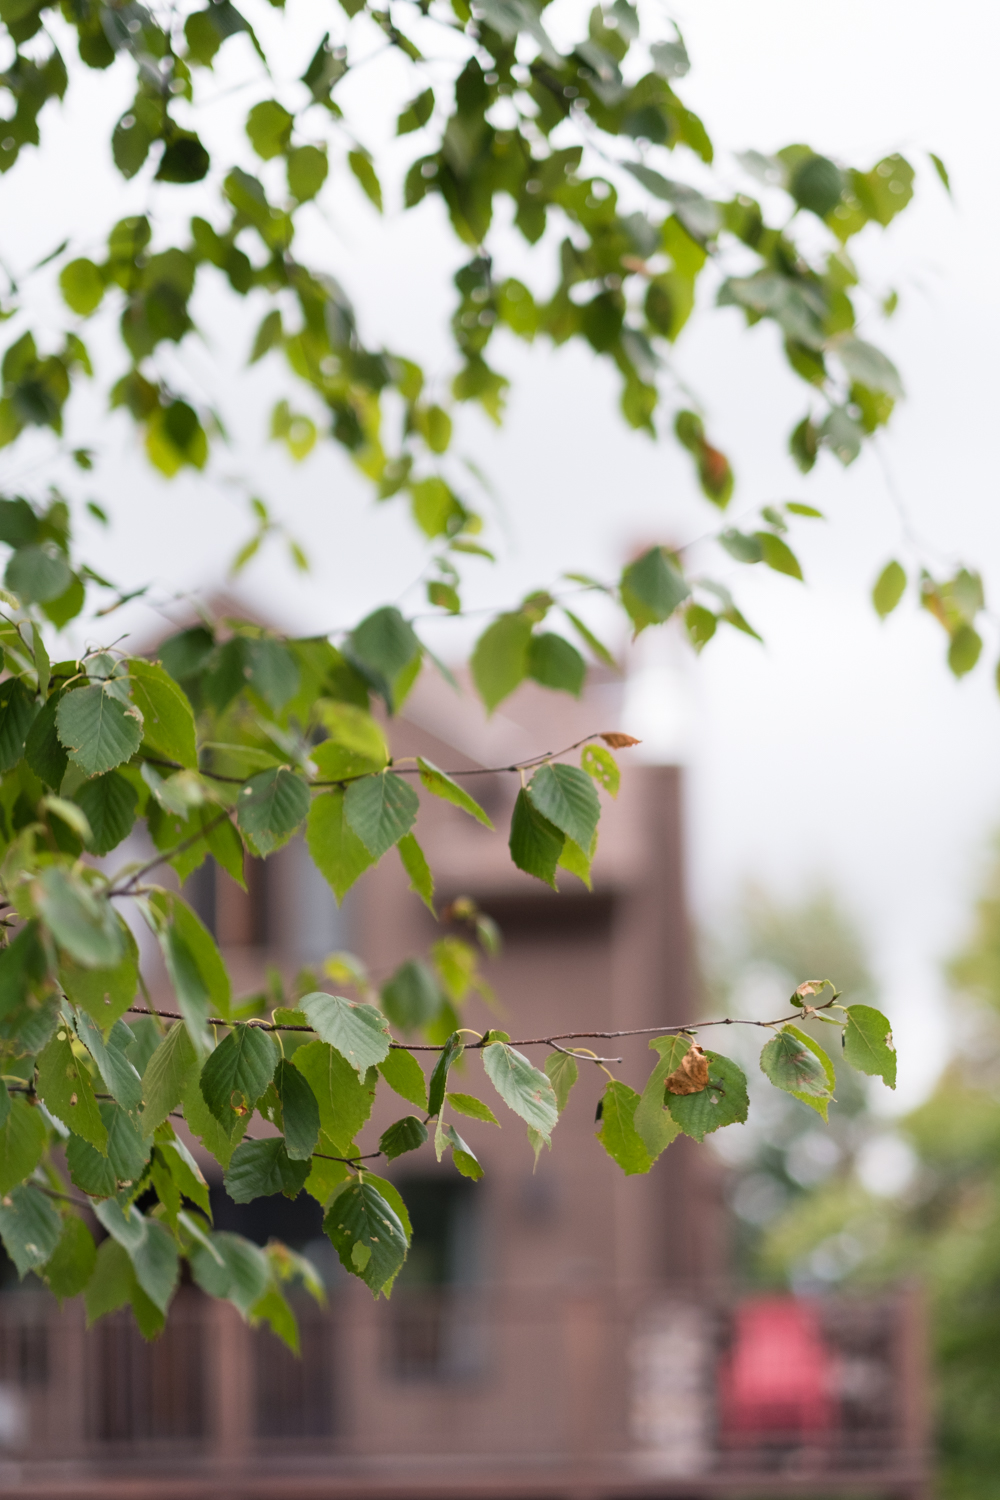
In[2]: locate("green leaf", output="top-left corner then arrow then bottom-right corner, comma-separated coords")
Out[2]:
181,1070 -> 248,1168
224,1137 -> 310,1202
190,1231 -> 270,1316
56,684 -> 143,776
127,659 -> 198,768
379,1114 -> 428,1160
25,691 -> 69,788
834,336 -> 904,400
6,546 -> 73,604
348,149 -> 383,211
324,1178 -> 407,1296
246,98 -> 293,159
74,772 -> 137,855
633,1035 -> 687,1158
397,832 -> 435,913
509,788 -> 564,887
0,677 -> 38,770
409,474 -> 460,532
35,867 -> 124,968
162,895 -> 231,1023
312,701 -> 388,778
667,1050 -> 749,1141
789,153 -> 844,217
292,1040 -> 377,1151
307,789 -> 375,902
288,143 -> 328,201
85,1238 -> 141,1329
620,547 -> 690,633
344,771 -> 419,859
300,992 -> 391,1074
156,131 -> 210,185
0,920 -> 46,1018
471,612 -> 532,712
770,1023 -> 836,1121
346,607 -> 420,711
447,1091 -> 499,1125
75,1013 -> 143,1114
273,1058 -> 320,1160
482,1041 -> 558,1141
427,1032 -> 463,1118
442,1122 -> 482,1179
44,1214 -> 96,1301
237,767 -> 309,854
929,151 -> 951,193
96,1204 -> 179,1313
66,1129 -> 116,1197
58,942 -> 137,1038
0,1097 -> 46,1194
89,1101 -> 149,1187
160,926 -> 212,1052
526,632 -> 585,696
760,1024 -> 834,1099
873,560 -> 907,619
60,257 -> 105,316
377,1049 -> 427,1111
250,1283 -> 300,1352
397,87 -> 434,134
757,533 -> 803,581
380,960 -> 443,1033
0,1184 -> 61,1277
544,1052 -> 578,1114
949,624 -> 983,678
843,1004 -> 896,1089
526,762 -> 601,853
417,757 -> 493,828
36,1028 -> 108,1152
581,744 -> 619,798
156,1137 -> 211,1218
562,609 -> 618,670
199,1024 -> 276,1131
597,1079 -> 652,1175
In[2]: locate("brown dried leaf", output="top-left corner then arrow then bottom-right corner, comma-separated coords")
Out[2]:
600,732 -> 641,749
664,1042 -> 709,1096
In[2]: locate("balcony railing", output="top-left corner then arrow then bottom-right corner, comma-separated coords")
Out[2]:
0,1282 -> 929,1499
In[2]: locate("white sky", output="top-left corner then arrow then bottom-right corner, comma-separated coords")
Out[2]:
2,0 -> 998,1106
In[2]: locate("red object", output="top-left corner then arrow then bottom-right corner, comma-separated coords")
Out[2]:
718,1298 -> 836,1441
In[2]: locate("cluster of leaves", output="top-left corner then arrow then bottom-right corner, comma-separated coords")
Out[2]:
0,0 -> 930,639
0,502 -> 897,1330
0,0 -> 919,1340
593,981 -> 895,1181
871,559 -> 995,685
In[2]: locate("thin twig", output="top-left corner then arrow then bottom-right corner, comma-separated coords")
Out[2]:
141,732 -> 623,793
127,997 -> 840,1045
107,808 -> 234,896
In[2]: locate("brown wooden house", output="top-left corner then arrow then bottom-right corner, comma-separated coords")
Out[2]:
0,666 -> 930,1499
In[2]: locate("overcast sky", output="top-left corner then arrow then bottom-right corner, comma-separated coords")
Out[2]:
2,0 -> 998,1107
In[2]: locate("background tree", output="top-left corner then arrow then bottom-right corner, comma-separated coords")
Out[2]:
755,848 -> 1000,1499
703,886 -> 880,1280
0,0 -> 911,1338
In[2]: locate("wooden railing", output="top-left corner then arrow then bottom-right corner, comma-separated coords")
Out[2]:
0,1283 -> 930,1499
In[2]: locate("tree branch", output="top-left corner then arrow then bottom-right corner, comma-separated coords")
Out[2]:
127,997 -> 840,1046
107,808 -> 234,896
141,731 -> 635,794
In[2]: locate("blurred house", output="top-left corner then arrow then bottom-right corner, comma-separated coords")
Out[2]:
0,668 -> 930,1498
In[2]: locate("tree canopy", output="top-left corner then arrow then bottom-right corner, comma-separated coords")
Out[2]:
0,0 -> 917,1339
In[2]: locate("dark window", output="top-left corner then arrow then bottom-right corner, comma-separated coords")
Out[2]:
390,1176 -> 485,1380
209,1181 -> 323,1249
395,1176 -> 479,1287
